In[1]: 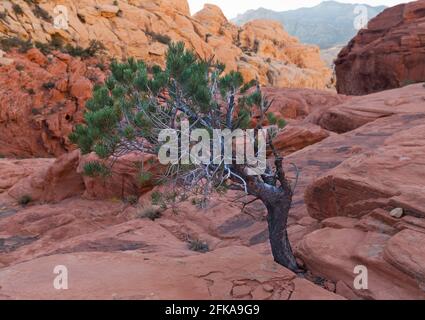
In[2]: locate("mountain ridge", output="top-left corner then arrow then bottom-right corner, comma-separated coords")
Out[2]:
232,1 -> 387,49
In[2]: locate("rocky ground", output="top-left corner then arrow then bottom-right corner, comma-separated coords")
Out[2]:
0,0 -> 425,301
1,83 -> 424,299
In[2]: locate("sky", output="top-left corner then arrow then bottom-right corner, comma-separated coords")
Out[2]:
187,0 -> 414,19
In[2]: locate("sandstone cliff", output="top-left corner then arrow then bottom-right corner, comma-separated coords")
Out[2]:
0,48 -> 105,157
0,0 -> 331,89
335,1 -> 425,95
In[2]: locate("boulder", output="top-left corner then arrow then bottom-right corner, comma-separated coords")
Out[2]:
7,150 -> 85,203
315,83 -> 425,133
335,2 -> 425,95
78,152 -> 161,200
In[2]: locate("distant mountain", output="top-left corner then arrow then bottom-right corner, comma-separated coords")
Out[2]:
232,1 -> 387,49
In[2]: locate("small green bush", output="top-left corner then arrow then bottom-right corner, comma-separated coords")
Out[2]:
0,10 -> 8,21
0,37 -> 33,53
188,239 -> 209,253
33,5 -> 51,22
31,108 -> 41,115
18,195 -> 32,206
42,82 -> 55,90
13,4 -> 24,16
136,206 -> 162,221
150,191 -> 162,206
64,40 -> 105,58
82,161 -> 111,178
146,31 -> 171,45
124,195 -> 138,205
95,62 -> 106,71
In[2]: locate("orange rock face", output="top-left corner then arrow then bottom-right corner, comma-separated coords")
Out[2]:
0,48 -> 105,157
0,0 -> 331,89
335,1 -> 425,95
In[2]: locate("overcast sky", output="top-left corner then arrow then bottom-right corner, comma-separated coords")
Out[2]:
188,0 -> 415,18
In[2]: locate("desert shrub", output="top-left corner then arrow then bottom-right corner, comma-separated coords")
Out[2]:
253,39 -> 260,53
188,239 -> 209,253
401,79 -> 423,87
95,62 -> 106,71
33,5 -> 51,22
0,36 -> 33,53
124,195 -> 138,205
13,4 -> 24,16
64,40 -> 105,58
64,44 -> 85,57
0,10 -> 7,21
138,171 -> 153,185
136,206 -> 162,221
84,40 -> 106,57
82,161 -> 111,177
18,195 -> 32,206
150,191 -> 162,206
34,41 -> 51,55
77,13 -> 86,24
50,34 -> 64,50
42,82 -> 55,90
15,64 -> 25,71
31,108 -> 41,115
146,31 -> 171,45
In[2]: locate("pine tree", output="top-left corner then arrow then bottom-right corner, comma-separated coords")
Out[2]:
70,42 -> 301,273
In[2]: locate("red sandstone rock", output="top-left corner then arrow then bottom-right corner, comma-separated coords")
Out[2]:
305,120 -> 425,221
297,228 -> 425,299
7,150 -> 84,203
0,245 -> 342,300
0,49 -> 105,157
0,158 -> 53,194
77,152 -> 162,200
384,230 -> 425,283
272,123 -> 331,155
335,1 -> 425,95
260,87 -> 347,121
314,84 -> 425,133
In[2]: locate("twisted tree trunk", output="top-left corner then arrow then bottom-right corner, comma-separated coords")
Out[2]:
262,190 -> 299,273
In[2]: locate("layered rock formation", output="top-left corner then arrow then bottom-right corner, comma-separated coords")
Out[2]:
0,46 -> 338,157
0,48 -> 105,157
1,1 -> 425,301
0,0 -> 331,88
1,83 -> 425,299
335,1 -> 425,95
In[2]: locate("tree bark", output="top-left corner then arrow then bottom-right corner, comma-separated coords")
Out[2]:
263,191 -> 299,273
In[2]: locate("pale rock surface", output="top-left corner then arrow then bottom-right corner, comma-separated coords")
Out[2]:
0,0 -> 331,89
